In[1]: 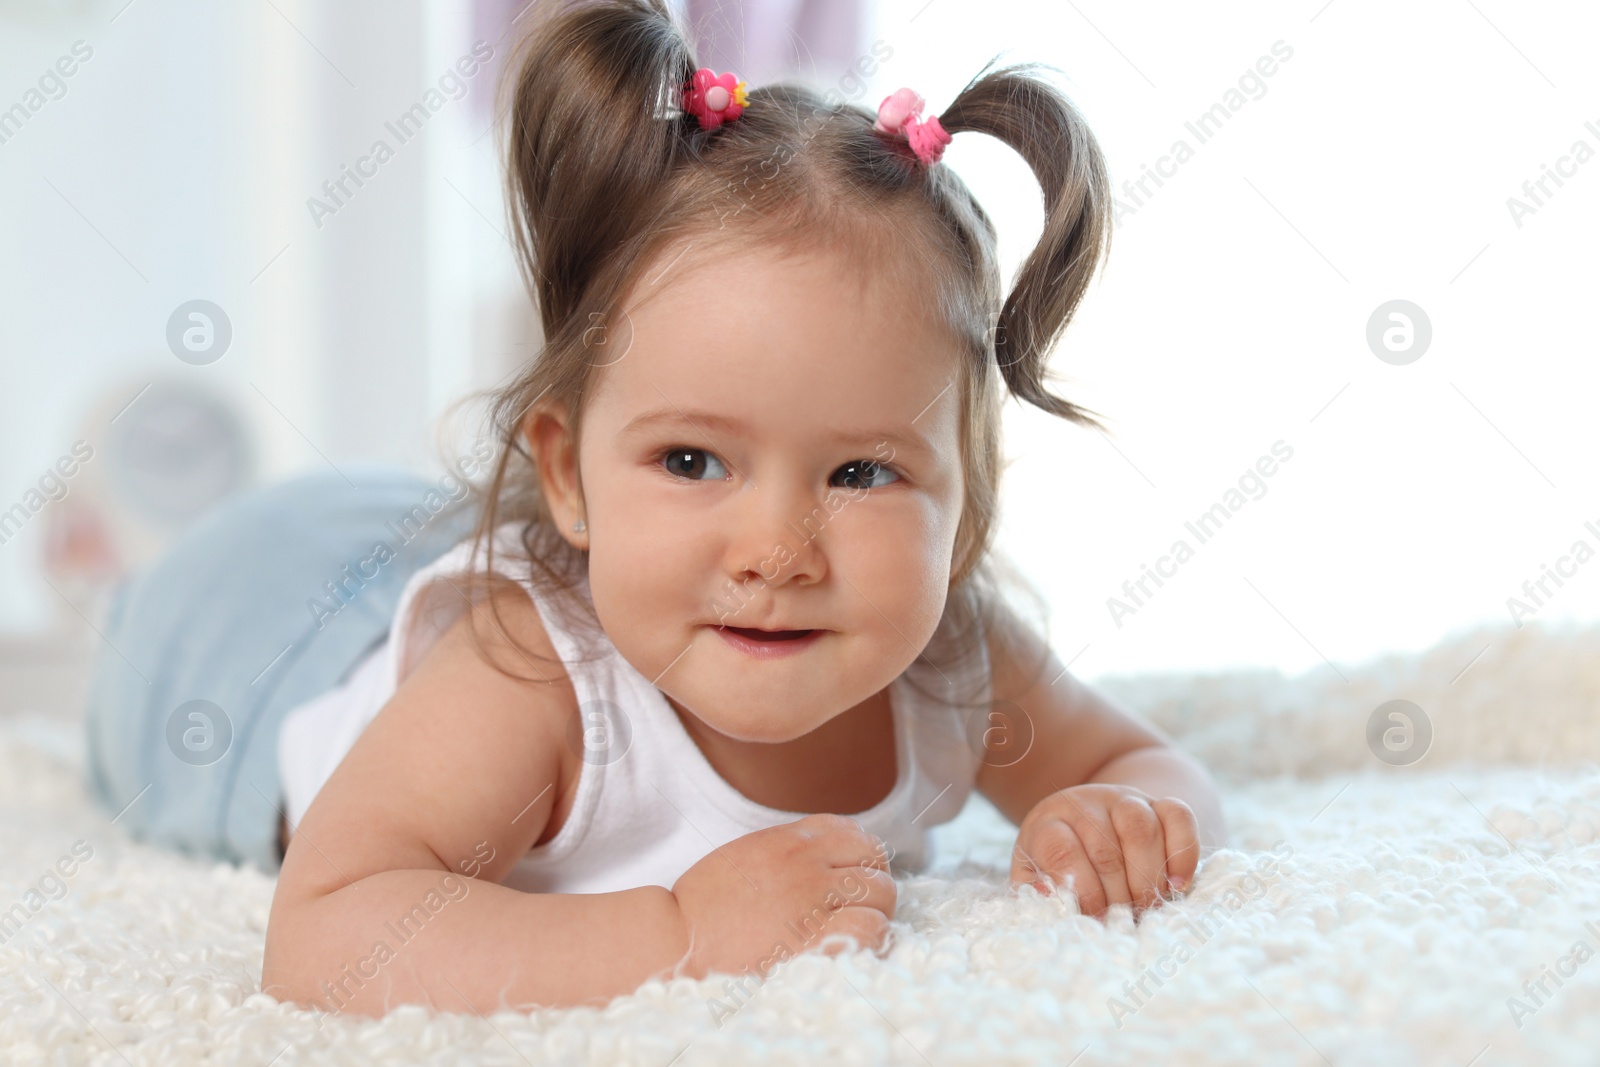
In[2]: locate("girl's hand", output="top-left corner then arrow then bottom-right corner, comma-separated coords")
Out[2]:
1007,784 -> 1199,919
671,814 -> 896,980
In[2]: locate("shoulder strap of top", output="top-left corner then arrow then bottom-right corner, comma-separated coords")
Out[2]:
386,522 -> 592,690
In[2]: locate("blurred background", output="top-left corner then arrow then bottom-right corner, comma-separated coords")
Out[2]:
3,0 -> 1598,719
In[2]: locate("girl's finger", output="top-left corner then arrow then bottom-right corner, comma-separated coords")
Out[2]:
832,863 -> 897,920
818,905 -> 891,958
1007,808 -> 1057,890
1152,797 -> 1200,892
1054,797 -> 1135,915
1012,817 -> 1108,918
1108,795 -> 1168,913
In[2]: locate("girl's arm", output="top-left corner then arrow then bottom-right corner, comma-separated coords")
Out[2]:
261,591 -> 690,1016
974,606 -> 1227,916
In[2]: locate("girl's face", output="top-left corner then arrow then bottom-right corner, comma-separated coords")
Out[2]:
570,240 -> 966,743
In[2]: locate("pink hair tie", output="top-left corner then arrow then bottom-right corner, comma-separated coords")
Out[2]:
874,87 -> 951,165
683,67 -> 748,130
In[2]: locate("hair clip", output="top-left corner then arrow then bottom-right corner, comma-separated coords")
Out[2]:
683,67 -> 748,130
874,87 -> 951,166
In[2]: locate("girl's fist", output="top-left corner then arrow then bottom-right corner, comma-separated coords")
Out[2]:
672,813 -> 896,980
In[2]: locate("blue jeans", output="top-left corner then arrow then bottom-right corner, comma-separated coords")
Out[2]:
83,466 -> 476,872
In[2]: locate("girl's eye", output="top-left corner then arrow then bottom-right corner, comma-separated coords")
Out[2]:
661,448 -> 728,481
832,459 -> 899,491
659,450 -> 898,489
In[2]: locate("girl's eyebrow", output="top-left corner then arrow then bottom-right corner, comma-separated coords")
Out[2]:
619,408 -> 934,457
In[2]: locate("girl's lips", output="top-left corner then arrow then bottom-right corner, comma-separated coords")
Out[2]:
714,625 -> 825,659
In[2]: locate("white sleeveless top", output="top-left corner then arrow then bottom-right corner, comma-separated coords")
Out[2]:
278,524 -> 992,895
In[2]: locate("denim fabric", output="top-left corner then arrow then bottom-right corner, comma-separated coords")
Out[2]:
83,465 -> 477,872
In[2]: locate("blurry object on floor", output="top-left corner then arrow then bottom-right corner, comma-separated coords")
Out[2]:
3,377 -> 258,720
100,378 -> 254,531
43,377 -> 256,622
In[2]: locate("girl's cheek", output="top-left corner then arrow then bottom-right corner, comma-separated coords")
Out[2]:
845,511 -> 945,588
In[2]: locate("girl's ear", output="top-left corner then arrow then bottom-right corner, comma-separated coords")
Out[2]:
525,406 -> 587,549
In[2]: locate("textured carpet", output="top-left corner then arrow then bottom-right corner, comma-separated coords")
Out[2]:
3,619 -> 1599,1065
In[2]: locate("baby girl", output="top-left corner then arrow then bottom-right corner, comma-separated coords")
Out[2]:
84,0 -> 1225,1019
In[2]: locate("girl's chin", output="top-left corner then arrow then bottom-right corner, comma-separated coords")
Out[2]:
663,692 -> 834,744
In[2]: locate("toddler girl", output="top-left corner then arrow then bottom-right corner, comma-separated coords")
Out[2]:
85,0 -> 1225,1018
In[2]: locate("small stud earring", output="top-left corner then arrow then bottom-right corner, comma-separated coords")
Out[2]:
573,518 -> 586,533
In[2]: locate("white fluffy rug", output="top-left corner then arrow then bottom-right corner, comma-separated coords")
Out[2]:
4,620 -> 1600,1065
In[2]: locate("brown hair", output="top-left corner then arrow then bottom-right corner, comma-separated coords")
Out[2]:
460,0 -> 1112,705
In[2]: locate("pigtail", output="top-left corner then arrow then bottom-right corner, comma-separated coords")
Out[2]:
939,60 -> 1113,430
501,0 -> 696,336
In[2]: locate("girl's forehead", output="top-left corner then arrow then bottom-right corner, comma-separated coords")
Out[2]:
624,230 -> 947,338
592,243 -> 963,438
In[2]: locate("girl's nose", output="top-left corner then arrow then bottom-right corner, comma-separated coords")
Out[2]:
722,480 -> 828,588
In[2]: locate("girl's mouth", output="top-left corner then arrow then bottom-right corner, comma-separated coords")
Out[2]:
725,627 -> 813,641
714,625 -> 825,658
